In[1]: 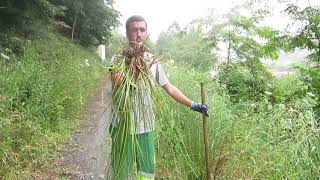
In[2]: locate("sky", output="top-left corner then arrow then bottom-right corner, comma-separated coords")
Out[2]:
113,0 -> 320,42
113,0 -> 235,41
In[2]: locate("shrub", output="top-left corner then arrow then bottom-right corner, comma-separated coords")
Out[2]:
218,59 -> 273,102
271,74 -> 308,103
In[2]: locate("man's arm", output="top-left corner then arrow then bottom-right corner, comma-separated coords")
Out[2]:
162,82 -> 209,116
162,83 -> 192,107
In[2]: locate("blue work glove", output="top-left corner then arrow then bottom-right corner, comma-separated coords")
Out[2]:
191,102 -> 209,117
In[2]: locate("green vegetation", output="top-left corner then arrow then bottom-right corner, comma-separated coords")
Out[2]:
285,4 -> 320,111
157,23 -> 215,71
154,2 -> 320,179
0,28 -> 107,178
154,65 -> 234,179
108,43 -> 159,179
0,0 -> 119,178
0,0 -> 319,179
154,63 -> 318,179
0,0 -> 119,46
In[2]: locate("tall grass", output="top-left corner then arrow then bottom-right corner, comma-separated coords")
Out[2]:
154,65 -> 235,179
154,63 -> 319,179
0,30 -> 106,178
219,94 -> 320,178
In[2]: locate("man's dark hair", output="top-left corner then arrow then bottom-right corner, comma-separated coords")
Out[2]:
125,15 -> 147,32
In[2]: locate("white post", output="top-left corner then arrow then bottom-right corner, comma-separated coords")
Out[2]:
97,44 -> 106,62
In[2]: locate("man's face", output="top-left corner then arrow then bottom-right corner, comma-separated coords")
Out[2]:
126,21 -> 147,44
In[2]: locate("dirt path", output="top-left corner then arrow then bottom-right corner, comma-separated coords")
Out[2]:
52,74 -> 113,179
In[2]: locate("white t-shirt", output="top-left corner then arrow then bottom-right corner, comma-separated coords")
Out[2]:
110,52 -> 169,134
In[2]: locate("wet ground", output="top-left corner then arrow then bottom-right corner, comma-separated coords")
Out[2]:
56,74 -> 113,179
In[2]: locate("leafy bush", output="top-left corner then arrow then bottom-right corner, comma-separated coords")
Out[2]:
271,74 -> 308,103
0,32 -> 30,58
285,5 -> 320,111
218,59 -> 273,102
297,64 -> 320,111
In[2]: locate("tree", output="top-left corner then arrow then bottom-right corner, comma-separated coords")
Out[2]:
0,0 -> 120,46
61,0 -> 83,41
203,11 -> 284,101
156,22 -> 216,71
52,0 -> 120,46
285,4 -> 320,109
205,11 -> 284,66
0,0 -> 64,29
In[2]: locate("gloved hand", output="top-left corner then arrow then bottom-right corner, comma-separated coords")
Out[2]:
191,102 -> 209,117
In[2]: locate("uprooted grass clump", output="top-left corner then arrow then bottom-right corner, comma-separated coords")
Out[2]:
107,42 -> 163,179
122,43 -> 155,80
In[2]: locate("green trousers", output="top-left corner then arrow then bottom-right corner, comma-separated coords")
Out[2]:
111,127 -> 155,180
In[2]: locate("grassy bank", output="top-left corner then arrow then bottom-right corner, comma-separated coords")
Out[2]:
0,29 -> 107,178
155,64 -> 319,179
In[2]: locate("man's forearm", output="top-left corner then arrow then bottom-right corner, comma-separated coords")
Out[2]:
163,83 -> 192,107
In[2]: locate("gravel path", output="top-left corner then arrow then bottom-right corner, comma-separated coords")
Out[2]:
58,74 -> 113,180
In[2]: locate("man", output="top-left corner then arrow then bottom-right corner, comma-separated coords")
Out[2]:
109,15 -> 208,180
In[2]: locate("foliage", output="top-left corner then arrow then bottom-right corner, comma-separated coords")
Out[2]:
154,65 -> 235,179
0,0 -> 65,29
154,64 -> 319,179
198,12 -> 283,103
68,0 -> 120,46
0,30 -> 106,178
0,0 -> 120,46
151,6 -> 319,178
0,32 -> 30,58
219,97 -> 319,179
205,12 -> 286,63
1,0 -> 319,179
156,22 -> 216,71
218,59 -> 273,102
271,74 -> 309,103
285,4 -> 320,110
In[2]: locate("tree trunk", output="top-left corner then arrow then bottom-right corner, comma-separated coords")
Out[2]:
317,34 -> 320,62
226,34 -> 231,70
71,12 -> 78,41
